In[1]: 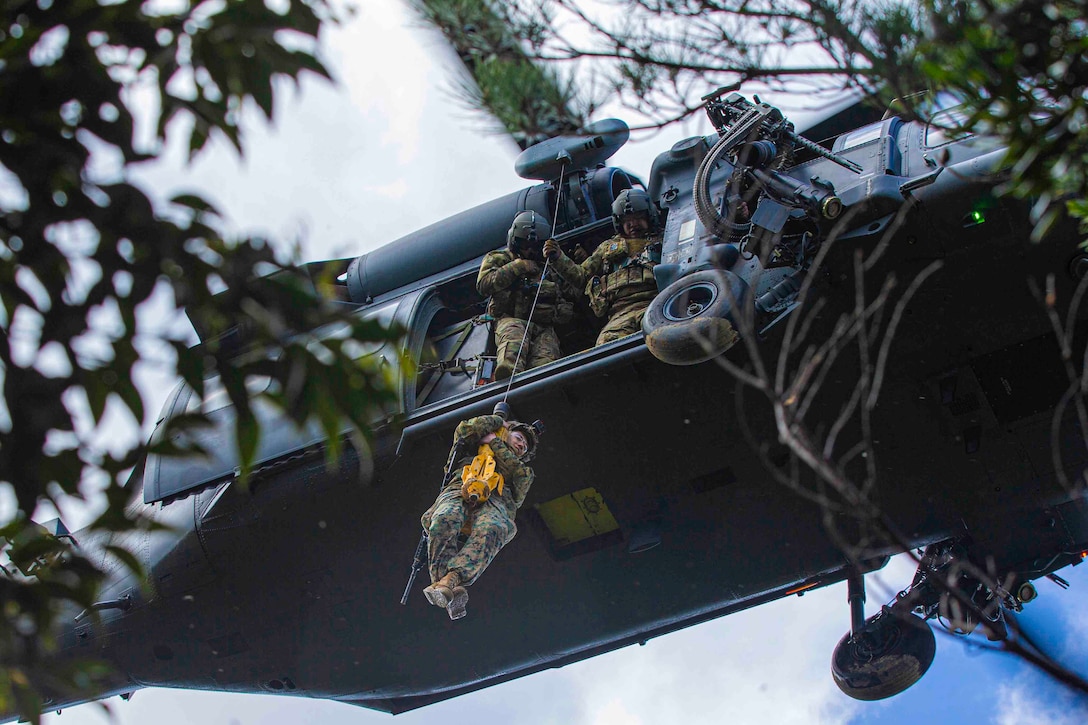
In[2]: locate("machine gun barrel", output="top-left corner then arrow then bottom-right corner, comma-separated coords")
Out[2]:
786,130 -> 864,174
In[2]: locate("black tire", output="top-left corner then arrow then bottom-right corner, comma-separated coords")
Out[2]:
642,270 -> 746,365
831,609 -> 937,701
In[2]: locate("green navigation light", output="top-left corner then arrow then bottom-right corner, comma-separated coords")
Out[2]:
962,209 -> 987,227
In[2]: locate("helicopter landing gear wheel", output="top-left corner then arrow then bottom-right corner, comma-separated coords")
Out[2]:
642,270 -> 747,366
831,608 -> 936,701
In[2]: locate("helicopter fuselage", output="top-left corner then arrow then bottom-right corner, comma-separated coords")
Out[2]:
31,96 -> 1088,717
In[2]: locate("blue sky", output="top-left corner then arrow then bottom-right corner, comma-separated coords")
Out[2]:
36,1 -> 1088,723
872,562 -> 1088,725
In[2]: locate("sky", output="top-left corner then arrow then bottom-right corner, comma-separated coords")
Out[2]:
37,1 -> 1088,724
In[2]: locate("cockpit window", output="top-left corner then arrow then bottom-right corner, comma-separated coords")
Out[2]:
195,375 -> 272,414
838,124 -> 883,151
925,107 -> 973,148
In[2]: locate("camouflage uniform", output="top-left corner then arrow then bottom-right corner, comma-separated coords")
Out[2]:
551,234 -> 662,345
478,249 -> 573,379
420,415 -> 535,587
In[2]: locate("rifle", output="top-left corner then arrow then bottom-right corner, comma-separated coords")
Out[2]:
399,434 -> 469,605
399,533 -> 428,606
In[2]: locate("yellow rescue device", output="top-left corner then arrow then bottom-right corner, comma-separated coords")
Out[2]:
460,428 -> 510,504
460,444 -> 504,504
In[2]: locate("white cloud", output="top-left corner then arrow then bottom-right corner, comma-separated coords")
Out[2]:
362,178 -> 410,200
128,0 -> 526,264
558,584 -> 862,725
1060,582 -> 1088,662
589,697 -> 642,725
994,683 -> 1088,725
328,2 -> 432,164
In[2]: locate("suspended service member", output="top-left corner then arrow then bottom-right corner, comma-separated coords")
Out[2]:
478,211 -> 574,379
420,413 -> 540,620
544,188 -> 662,346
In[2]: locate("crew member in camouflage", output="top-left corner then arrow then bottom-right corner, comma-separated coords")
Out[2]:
478,211 -> 574,379
544,189 -> 662,346
420,413 -> 539,620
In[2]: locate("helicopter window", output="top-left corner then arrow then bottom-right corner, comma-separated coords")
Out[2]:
413,274 -> 493,408
837,124 -> 883,151
678,219 -> 697,244
196,375 -> 272,414
925,108 -> 973,148
344,304 -> 398,360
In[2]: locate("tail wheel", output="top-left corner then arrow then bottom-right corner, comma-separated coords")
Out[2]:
831,608 -> 937,701
642,270 -> 746,366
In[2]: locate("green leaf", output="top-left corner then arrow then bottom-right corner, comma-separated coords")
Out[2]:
0,0 -> 390,710
234,408 -> 259,481
169,193 -> 220,215
84,375 -> 109,425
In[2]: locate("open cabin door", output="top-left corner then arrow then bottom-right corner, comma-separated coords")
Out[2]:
400,275 -> 494,413
400,218 -> 628,415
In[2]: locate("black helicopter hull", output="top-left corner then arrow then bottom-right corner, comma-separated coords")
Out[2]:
32,97 -> 1088,717
54,218 -> 1088,712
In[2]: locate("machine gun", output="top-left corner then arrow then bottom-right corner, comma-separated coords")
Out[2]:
694,90 -> 862,248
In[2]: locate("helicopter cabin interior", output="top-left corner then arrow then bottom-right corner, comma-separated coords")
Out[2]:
411,215 -> 629,411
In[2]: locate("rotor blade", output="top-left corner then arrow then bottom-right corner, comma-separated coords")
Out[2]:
409,0 -> 589,150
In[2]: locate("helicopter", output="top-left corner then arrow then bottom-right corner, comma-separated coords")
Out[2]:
9,83 -> 1088,721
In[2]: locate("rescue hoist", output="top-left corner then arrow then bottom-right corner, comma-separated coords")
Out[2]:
456,152 -> 570,508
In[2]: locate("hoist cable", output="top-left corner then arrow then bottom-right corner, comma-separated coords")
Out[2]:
502,153 -> 571,402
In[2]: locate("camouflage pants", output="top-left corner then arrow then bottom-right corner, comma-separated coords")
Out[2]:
596,302 -> 649,346
495,317 -> 561,380
421,486 -> 517,587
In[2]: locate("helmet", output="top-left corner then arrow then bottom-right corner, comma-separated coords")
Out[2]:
611,188 -> 659,235
507,211 -> 550,259
507,420 -> 541,462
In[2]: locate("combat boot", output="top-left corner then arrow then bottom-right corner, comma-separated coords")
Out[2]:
423,572 -> 458,608
446,585 -> 469,621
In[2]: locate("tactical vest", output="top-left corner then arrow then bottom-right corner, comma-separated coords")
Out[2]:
586,236 -> 662,318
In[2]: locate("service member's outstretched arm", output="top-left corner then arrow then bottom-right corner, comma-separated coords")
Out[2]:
546,239 -> 608,292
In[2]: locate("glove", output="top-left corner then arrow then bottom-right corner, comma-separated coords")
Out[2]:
510,258 -> 540,276
543,238 -> 562,261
